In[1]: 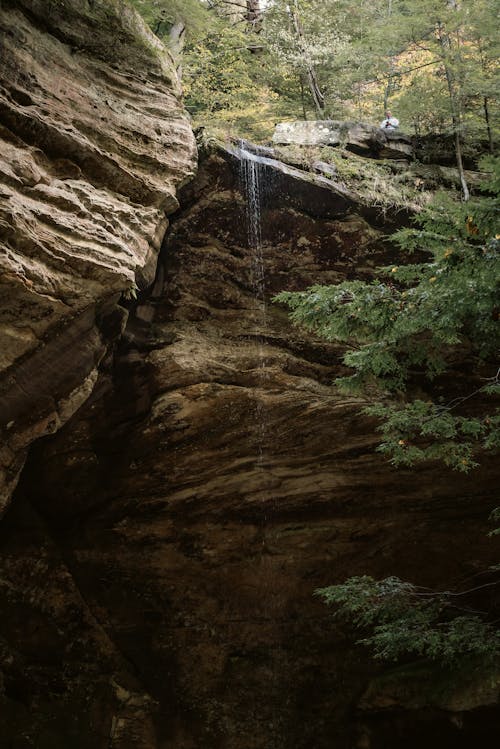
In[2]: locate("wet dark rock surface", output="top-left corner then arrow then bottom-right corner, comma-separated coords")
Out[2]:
1,146 -> 498,748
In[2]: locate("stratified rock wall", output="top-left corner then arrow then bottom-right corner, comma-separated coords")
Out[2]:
0,0 -> 197,509
2,146 -> 498,749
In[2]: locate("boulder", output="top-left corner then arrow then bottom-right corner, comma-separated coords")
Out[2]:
312,160 -> 338,178
273,120 -> 413,159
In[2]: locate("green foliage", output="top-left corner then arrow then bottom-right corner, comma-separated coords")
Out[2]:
316,576 -> 500,663
263,0 -> 348,97
184,23 -> 264,119
365,400 -> 500,471
259,0 -> 499,138
129,0 -> 499,141
275,158 -> 500,470
129,0 -> 209,37
370,0 -> 499,141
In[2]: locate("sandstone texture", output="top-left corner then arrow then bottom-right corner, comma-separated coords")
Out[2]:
0,0 -> 197,509
273,120 -> 413,160
1,145 -> 498,748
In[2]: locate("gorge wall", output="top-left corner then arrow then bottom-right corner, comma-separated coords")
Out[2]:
1,135 -> 499,748
1,3 -> 499,747
0,0 -> 196,509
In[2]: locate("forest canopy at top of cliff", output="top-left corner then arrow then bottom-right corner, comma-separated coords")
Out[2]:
130,0 -> 499,145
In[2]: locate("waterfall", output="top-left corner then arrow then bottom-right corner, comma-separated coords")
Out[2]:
238,141 -> 270,355
238,145 -> 266,317
238,143 -> 271,487
238,143 -> 286,748
240,150 -> 262,249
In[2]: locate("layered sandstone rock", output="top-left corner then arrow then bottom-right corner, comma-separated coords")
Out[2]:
273,120 -> 413,160
0,0 -> 197,509
2,145 -> 498,748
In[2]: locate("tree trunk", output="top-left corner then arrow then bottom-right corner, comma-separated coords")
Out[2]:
483,97 -> 493,154
437,23 -> 470,201
384,69 -> 396,111
216,1 -> 261,29
246,0 -> 262,29
445,78 -> 470,201
477,39 -> 494,154
383,0 -> 395,110
299,76 -> 308,120
290,1 -> 325,118
452,115 -> 469,201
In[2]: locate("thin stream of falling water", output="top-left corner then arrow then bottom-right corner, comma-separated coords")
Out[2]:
239,144 -> 284,746
241,153 -> 263,252
238,146 -> 269,469
239,150 -> 267,325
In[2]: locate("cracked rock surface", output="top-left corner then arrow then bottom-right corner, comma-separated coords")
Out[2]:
0,0 -> 196,509
2,148 -> 498,748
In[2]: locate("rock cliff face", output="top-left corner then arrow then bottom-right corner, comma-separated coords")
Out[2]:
1,143 -> 498,748
0,7 -> 498,742
0,0 -> 197,509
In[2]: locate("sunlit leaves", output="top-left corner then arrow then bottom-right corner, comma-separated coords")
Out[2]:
184,24 -> 263,116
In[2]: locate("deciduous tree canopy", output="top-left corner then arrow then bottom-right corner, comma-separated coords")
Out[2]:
131,0 -> 498,147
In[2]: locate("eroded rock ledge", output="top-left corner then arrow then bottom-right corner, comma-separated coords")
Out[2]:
1,142 -> 498,748
0,0 -> 197,509
273,119 -> 414,160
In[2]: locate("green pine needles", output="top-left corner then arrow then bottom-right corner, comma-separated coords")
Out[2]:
279,160 -> 500,670
313,508 -> 500,666
275,158 -> 500,471
316,576 -> 500,663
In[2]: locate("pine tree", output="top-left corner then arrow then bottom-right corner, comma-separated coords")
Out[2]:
275,159 -> 500,472
316,573 -> 500,663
